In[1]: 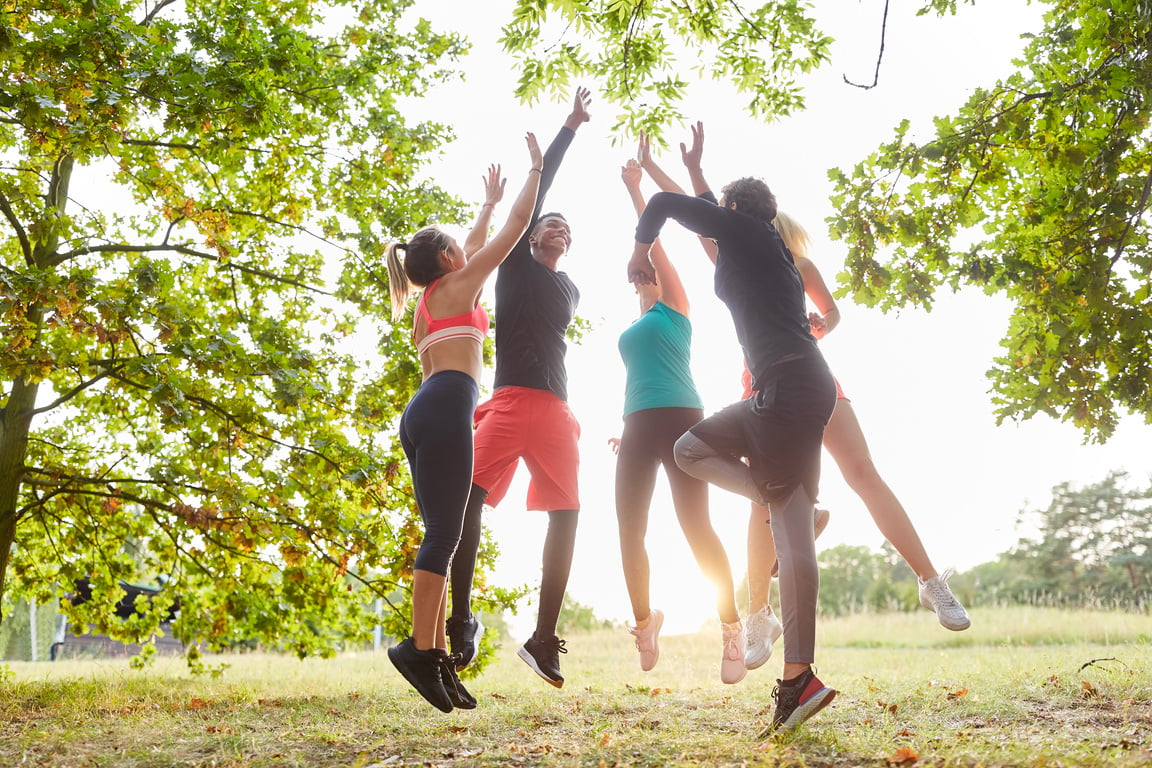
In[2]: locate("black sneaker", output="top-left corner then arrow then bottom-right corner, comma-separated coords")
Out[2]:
441,654 -> 478,710
446,614 -> 484,669
517,634 -> 567,688
759,667 -> 836,737
387,637 -> 453,713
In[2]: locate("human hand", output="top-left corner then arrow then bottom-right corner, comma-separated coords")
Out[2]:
637,131 -> 654,168
526,131 -> 542,172
808,311 -> 828,339
621,158 -> 642,189
679,121 -> 704,170
482,164 -> 505,208
628,243 -> 657,286
607,437 -> 621,455
565,86 -> 592,130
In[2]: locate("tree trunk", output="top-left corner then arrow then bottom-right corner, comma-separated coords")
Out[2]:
0,153 -> 65,621
0,376 -> 39,622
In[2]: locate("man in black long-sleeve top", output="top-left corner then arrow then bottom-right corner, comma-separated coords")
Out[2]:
628,122 -> 838,734
446,89 -> 591,689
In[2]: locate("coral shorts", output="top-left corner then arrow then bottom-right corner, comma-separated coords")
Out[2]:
472,386 -> 581,511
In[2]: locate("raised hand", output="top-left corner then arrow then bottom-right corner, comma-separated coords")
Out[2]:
621,158 -> 643,190
679,121 -> 704,170
565,86 -> 592,130
482,164 -> 505,208
526,131 -> 542,171
637,131 -> 654,168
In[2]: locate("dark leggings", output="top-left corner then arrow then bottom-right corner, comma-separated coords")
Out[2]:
615,407 -> 737,623
399,370 -> 479,577
450,484 -> 578,639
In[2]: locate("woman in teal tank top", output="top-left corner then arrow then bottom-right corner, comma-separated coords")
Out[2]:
613,141 -> 746,684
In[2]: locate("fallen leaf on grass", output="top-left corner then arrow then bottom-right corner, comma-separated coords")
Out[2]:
186,698 -> 209,710
887,746 -> 920,765
946,688 -> 969,701
897,729 -> 915,737
489,692 -> 506,700
650,687 -> 671,696
1081,680 -> 1100,698
877,700 -> 898,714
599,732 -> 612,746
449,725 -> 469,733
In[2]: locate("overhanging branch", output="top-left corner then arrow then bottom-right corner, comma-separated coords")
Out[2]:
844,0 -> 889,90
47,241 -> 335,296
0,188 -> 33,266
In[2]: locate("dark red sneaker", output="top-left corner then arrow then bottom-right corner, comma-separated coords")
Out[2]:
760,667 -> 836,736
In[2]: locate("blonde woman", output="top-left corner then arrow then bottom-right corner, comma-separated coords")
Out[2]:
743,212 -> 970,671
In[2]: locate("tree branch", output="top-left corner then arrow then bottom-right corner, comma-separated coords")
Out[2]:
31,366 -> 124,415
106,372 -> 343,473
0,188 -> 33,266
1109,167 -> 1152,272
22,467 -> 211,496
121,138 -> 200,151
844,0 -> 889,90
140,0 -> 179,27
47,241 -> 335,296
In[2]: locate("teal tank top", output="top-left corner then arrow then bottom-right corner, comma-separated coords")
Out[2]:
617,301 -> 705,418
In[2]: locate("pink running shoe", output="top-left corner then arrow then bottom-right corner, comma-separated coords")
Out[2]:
629,609 -> 664,671
720,620 -> 747,684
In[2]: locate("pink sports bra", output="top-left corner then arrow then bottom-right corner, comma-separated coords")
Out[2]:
413,278 -> 490,357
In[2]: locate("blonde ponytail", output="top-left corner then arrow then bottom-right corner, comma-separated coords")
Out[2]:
386,241 -> 411,322
773,211 -> 812,260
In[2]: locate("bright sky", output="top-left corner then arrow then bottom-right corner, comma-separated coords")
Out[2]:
403,0 -> 1150,636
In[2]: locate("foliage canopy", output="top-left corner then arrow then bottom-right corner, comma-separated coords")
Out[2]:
827,0 -> 1152,442
0,0 -> 531,661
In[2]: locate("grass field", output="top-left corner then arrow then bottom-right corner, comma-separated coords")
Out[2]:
3,607 -> 1151,767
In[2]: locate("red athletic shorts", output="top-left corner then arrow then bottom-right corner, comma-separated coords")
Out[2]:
472,386 -> 581,511
741,364 -> 846,402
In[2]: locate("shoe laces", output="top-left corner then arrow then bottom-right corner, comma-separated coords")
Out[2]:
923,567 -> 961,607
540,635 -> 567,654
721,622 -> 743,661
745,610 -> 767,645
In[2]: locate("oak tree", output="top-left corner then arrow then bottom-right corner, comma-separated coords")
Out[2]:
827,0 -> 1152,442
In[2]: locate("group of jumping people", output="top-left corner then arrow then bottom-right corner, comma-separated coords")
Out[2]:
383,89 -> 970,735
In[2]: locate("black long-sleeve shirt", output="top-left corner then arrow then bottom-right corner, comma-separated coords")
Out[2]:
492,126 -> 581,401
635,190 -> 818,390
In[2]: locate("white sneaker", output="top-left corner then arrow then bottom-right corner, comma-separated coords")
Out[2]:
629,609 -> 664,671
720,620 -> 747,684
919,568 -> 971,631
744,606 -> 783,670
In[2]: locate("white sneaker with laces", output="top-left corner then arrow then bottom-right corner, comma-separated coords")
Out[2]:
919,567 -> 971,631
744,606 -> 783,670
720,620 -> 747,684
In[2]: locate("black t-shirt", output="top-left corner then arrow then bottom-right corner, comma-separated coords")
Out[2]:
635,190 -> 818,390
492,126 -> 581,401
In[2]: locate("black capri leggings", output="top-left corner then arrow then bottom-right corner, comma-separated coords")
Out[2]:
399,370 -> 479,577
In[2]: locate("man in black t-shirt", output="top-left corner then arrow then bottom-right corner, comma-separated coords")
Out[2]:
446,88 -> 591,689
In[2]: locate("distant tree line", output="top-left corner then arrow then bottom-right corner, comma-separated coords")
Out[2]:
803,471 -> 1152,616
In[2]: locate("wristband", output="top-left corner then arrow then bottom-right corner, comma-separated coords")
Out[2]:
530,167 -> 543,173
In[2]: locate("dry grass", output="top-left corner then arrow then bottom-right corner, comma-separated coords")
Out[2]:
2,607 -> 1151,767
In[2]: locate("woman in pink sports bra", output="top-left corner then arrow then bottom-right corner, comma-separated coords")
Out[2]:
383,132 -> 542,713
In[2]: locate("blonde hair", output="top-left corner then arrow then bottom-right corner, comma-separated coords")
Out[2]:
773,211 -> 812,260
384,227 -> 453,321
